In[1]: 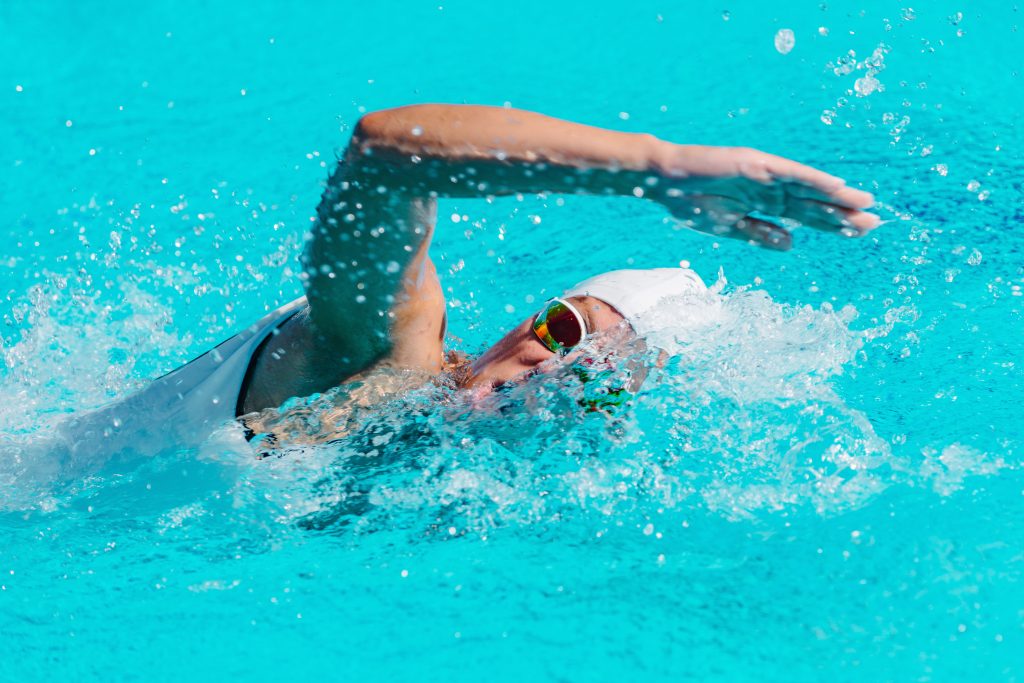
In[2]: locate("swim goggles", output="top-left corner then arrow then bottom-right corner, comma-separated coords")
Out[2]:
532,297 -> 588,354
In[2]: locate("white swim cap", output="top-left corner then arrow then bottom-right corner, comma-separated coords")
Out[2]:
563,267 -> 708,337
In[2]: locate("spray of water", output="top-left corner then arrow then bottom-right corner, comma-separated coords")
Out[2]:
1,271 -> 1004,534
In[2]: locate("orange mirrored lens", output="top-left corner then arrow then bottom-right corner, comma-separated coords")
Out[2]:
535,300 -> 584,350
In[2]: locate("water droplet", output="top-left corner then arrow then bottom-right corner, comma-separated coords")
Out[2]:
967,248 -> 982,266
932,163 -> 948,176
901,7 -> 916,21
774,28 -> 796,54
966,179 -> 981,192
722,9 -> 730,21
411,126 -> 423,136
854,75 -> 881,96
818,26 -> 829,36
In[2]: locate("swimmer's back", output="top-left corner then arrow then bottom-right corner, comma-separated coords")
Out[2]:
59,297 -> 307,462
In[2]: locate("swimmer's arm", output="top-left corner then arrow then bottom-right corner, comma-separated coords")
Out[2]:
348,104 -> 667,198
303,104 -> 879,368
347,104 -> 878,246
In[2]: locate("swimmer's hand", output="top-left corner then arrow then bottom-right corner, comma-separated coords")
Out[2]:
652,144 -> 880,250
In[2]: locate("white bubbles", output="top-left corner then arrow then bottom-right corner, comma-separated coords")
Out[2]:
854,74 -> 881,97
774,28 -> 795,54
921,444 -> 1004,496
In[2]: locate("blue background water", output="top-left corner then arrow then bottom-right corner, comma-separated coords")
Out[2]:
2,1 -> 1022,680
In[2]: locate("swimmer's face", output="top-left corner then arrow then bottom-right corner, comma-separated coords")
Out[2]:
464,295 -> 629,389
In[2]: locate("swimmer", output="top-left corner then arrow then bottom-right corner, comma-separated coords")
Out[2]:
62,104 -> 879,455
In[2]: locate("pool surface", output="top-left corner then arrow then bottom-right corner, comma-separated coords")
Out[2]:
2,1 -> 1022,680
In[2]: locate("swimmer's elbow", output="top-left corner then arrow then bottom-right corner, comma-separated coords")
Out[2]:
350,105 -> 444,157
350,109 -> 404,155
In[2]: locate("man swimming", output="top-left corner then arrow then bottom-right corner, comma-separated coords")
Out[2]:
62,103 -> 879,456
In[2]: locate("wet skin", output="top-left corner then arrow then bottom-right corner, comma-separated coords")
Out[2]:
466,295 -> 628,389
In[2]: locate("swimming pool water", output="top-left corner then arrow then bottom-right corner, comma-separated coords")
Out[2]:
2,1 -> 1022,680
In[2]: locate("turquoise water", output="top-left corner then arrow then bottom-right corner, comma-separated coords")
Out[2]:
2,1 -> 1022,679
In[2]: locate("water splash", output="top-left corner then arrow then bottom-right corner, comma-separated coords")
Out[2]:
227,281 -> 935,537
2,275 -> 1004,538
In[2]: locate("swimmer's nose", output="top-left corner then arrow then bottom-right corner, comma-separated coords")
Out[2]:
467,328 -> 554,389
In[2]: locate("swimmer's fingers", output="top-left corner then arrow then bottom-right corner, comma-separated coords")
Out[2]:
678,195 -> 793,251
784,197 -> 882,236
747,152 -> 875,210
732,216 -> 793,251
783,179 -> 876,210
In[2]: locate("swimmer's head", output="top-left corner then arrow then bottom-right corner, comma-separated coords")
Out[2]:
464,267 -> 707,389
561,267 -> 708,337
